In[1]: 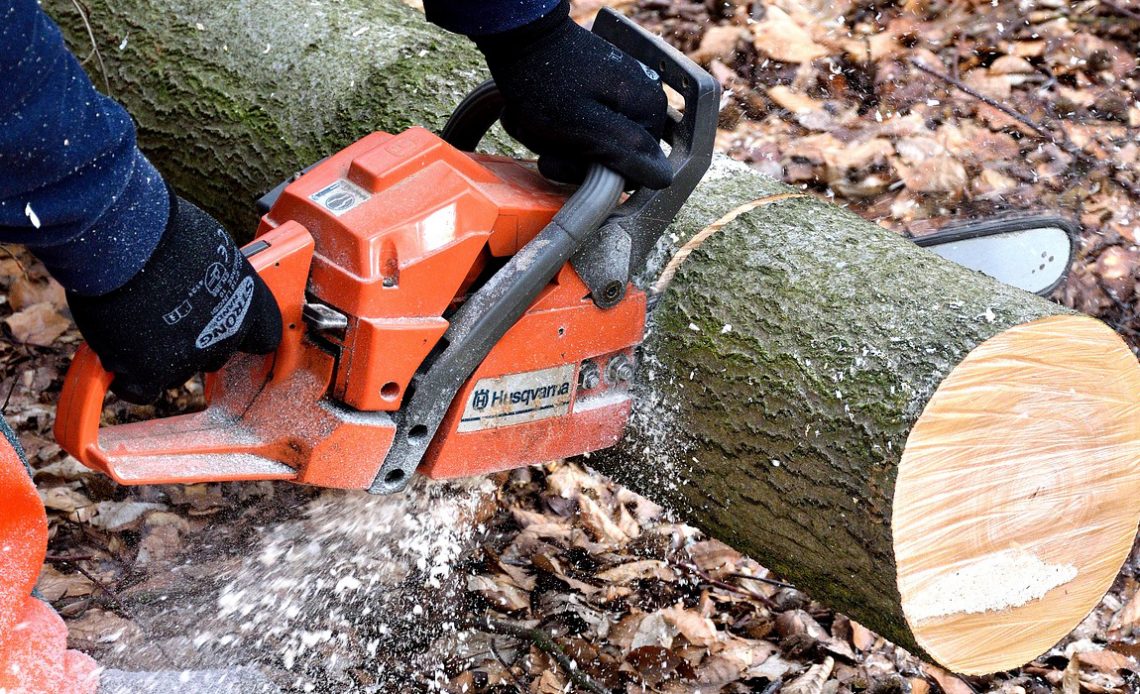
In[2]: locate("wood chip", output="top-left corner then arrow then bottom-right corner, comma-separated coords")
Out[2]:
784,656 -> 835,694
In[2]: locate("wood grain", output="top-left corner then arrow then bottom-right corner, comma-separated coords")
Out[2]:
895,314 -> 1140,673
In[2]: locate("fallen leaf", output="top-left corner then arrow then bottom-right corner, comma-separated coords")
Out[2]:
1061,655 -> 1081,694
135,523 -> 183,566
36,565 -> 94,601
894,137 -> 947,166
849,619 -> 878,651
751,7 -> 829,63
688,540 -> 741,576
39,485 -> 91,513
662,605 -> 720,647
631,610 -> 678,650
1077,648 -> 1135,673
597,559 -> 675,584
1096,246 -> 1135,301
923,664 -> 974,694
625,645 -> 689,685
32,456 -> 93,482
748,651 -> 793,680
466,574 -> 530,611
65,608 -> 141,647
902,155 -> 968,197
609,611 -> 647,651
577,492 -> 633,547
86,500 -> 167,532
767,86 -> 825,114
9,275 -> 65,312
533,668 -> 567,694
691,25 -> 747,64
5,302 -> 70,346
497,560 -> 537,591
973,168 -> 1018,198
697,655 -> 746,685
909,678 -> 932,694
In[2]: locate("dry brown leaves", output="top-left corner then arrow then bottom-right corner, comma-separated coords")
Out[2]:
642,0 -> 1140,348
450,461 -> 931,693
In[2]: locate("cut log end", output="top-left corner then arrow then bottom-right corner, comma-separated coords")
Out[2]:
893,314 -> 1140,674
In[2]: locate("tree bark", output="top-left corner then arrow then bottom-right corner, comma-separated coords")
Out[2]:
44,0 -> 1140,676
599,159 -> 1140,673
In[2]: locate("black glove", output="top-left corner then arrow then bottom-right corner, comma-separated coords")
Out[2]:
68,191 -> 282,404
473,0 -> 672,190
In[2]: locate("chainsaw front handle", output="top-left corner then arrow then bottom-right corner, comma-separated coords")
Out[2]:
441,9 -> 720,308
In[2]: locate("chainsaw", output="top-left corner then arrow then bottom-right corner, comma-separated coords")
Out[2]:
53,9 -> 721,495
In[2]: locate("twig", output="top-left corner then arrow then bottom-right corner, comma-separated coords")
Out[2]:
69,0 -> 112,95
909,58 -> 1060,145
54,558 -> 127,612
683,562 -> 778,609
727,572 -> 795,589
1,377 -> 19,417
489,640 -> 527,694
1100,0 -> 1140,21
44,553 -> 96,562
481,617 -> 613,694
0,246 -> 28,279
907,56 -> 1140,201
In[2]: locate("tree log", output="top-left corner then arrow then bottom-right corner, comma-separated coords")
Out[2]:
602,164 -> 1140,673
45,0 -> 1140,676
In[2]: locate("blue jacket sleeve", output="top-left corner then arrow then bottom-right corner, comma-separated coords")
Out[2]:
423,0 -> 559,36
0,0 -> 168,296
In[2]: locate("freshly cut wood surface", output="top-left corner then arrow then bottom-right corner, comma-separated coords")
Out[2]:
895,314 -> 1140,673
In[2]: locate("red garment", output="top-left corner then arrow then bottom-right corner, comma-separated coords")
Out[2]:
0,431 -> 98,693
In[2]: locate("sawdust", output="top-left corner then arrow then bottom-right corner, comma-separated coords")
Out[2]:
903,547 -> 1079,623
79,477 -> 494,692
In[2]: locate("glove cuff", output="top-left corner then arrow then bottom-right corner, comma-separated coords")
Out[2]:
473,0 -> 572,64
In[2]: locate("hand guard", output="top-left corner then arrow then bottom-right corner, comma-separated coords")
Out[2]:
67,192 -> 282,404
473,0 -> 672,190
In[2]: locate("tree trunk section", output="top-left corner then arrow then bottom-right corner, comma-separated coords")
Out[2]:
599,159 -> 1140,673
44,0 -> 1140,676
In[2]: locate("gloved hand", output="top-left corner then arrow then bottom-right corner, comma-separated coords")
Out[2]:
473,0 -> 671,190
67,191 -> 282,404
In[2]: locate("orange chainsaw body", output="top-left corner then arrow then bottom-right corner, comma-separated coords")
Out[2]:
55,8 -> 719,492
54,127 -> 645,488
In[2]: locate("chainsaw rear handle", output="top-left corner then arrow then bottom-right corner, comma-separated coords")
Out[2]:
441,8 -> 720,308
54,224 -> 316,486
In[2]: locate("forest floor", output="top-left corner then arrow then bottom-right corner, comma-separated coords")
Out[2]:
7,0 -> 1140,692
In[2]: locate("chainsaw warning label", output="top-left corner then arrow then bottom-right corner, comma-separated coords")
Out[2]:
309,179 -> 371,216
459,365 -> 576,432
